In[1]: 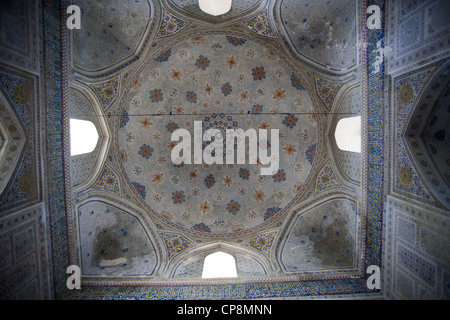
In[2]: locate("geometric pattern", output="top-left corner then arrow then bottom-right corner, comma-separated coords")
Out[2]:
155,8 -> 189,39
241,9 -> 276,38
0,92 -> 26,196
90,77 -> 120,111
93,163 -> 122,196
159,232 -> 195,260
315,161 -> 342,193
314,75 -> 344,111
246,231 -> 278,257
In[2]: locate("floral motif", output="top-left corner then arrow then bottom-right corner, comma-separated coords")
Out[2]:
170,68 -> 182,81
264,207 -> 281,221
166,122 -> 179,133
214,218 -> 225,227
225,55 -> 238,69
239,168 -> 250,180
126,131 -> 135,142
91,78 -> 120,110
222,175 -> 233,188
172,190 -> 186,204
204,174 -> 216,188
272,169 -> 287,182
119,108 -> 129,128
221,82 -> 233,97
239,90 -> 249,101
252,66 -> 266,81
305,143 -> 317,165
226,200 -> 241,215
132,182 -> 147,200
283,143 -> 298,156
195,55 -> 211,70
150,89 -> 164,103
152,172 -> 164,184
138,144 -> 154,159
211,42 -> 223,51
273,88 -> 286,100
226,36 -> 247,46
189,169 -> 198,181
291,73 -> 306,90
199,200 -> 211,214
186,91 -> 198,103
251,104 -> 264,114
282,114 -> 299,129
154,48 -> 172,63
193,223 -> 211,233
204,83 -> 213,95
253,189 -> 265,202
139,118 -> 153,128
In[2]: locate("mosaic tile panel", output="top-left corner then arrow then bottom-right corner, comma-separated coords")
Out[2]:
159,232 -> 195,260
0,203 -> 52,299
0,91 -> 26,196
386,0 -> 450,73
383,196 -> 450,299
90,77 -> 120,111
241,9 -> 275,38
155,8 -> 190,39
314,75 -> 344,111
245,231 -> 277,257
315,161 -> 342,193
0,0 -> 40,74
93,163 -> 122,196
0,64 -> 41,215
365,0 -> 385,268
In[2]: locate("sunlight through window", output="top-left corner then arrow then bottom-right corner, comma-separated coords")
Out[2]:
70,118 -> 99,156
202,251 -> 237,279
335,116 -> 361,153
199,0 -> 232,16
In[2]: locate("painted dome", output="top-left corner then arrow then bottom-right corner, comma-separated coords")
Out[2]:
117,33 -> 320,237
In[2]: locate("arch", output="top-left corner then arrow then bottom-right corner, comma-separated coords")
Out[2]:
202,251 -> 237,279
335,116 -> 361,153
70,118 -> 99,156
168,242 -> 270,280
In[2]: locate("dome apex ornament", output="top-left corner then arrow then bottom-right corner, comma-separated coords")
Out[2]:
199,0 -> 232,16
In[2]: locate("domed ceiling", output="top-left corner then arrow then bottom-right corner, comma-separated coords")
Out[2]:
67,0 -> 366,288
117,33 -> 320,237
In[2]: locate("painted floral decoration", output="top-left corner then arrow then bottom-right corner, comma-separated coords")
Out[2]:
166,122 -> 179,133
186,91 -> 198,103
221,82 -> 233,97
154,48 -> 172,63
138,144 -> 154,159
252,66 -> 266,81
226,200 -> 241,215
272,169 -> 287,182
195,55 -> 211,70
150,89 -> 164,103
239,168 -> 250,180
204,174 -> 216,188
282,114 -> 299,129
172,190 -> 186,204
